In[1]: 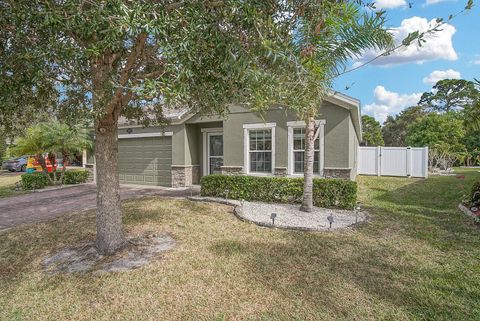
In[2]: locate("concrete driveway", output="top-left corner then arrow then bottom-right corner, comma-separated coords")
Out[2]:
0,184 -> 199,231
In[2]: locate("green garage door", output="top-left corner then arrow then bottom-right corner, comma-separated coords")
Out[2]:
118,136 -> 172,187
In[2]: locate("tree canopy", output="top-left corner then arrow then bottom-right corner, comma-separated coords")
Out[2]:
406,113 -> 465,153
418,79 -> 479,113
382,106 -> 426,146
361,115 -> 384,146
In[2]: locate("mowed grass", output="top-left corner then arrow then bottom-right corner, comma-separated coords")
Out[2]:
0,173 -> 26,198
0,169 -> 479,320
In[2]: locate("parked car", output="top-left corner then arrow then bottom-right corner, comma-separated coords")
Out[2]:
2,156 -> 28,172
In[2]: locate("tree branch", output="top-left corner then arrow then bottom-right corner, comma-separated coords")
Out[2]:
332,6 -> 471,80
106,32 -> 148,118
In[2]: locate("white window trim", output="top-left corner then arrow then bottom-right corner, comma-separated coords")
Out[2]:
286,119 -> 326,127
202,128 -> 223,175
287,120 -> 325,176
118,132 -> 173,139
243,123 -> 276,175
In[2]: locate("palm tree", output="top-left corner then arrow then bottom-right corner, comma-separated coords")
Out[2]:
41,122 -> 92,184
12,122 -> 92,185
267,1 -> 394,212
12,124 -> 54,183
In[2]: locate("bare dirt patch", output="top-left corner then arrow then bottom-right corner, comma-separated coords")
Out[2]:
43,231 -> 176,274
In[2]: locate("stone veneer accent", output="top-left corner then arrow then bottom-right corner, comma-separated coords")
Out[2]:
171,165 -> 200,187
220,166 -> 244,175
274,167 -> 288,177
323,168 -> 353,180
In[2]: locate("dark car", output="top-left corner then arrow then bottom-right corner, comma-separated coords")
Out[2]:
2,156 -> 28,172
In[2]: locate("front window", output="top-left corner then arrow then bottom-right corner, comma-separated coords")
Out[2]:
293,128 -> 319,173
249,129 -> 272,173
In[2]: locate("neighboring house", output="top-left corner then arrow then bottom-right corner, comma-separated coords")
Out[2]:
85,91 -> 362,187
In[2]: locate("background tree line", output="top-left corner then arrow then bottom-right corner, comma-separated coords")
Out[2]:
361,78 -> 480,168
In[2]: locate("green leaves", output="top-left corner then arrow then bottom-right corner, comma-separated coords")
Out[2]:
465,0 -> 474,10
200,174 -> 357,209
362,115 -> 384,146
419,79 -> 479,112
0,0 -> 397,129
406,113 -> 466,154
12,121 -> 92,157
402,31 -> 420,46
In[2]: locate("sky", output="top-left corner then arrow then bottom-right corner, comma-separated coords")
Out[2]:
332,0 -> 480,124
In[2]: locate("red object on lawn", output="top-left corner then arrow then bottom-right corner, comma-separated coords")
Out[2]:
456,175 -> 465,179
33,157 -> 58,173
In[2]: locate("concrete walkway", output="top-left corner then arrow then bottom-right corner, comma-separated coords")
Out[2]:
0,184 -> 199,231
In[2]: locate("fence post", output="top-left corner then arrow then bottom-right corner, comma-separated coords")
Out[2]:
424,146 -> 429,178
377,146 -> 382,176
406,147 -> 412,178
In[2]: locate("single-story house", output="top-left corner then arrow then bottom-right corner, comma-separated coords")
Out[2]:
85,91 -> 362,187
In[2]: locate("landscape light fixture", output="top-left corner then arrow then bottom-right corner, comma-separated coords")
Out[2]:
271,212 -> 277,225
327,215 -> 334,229
225,189 -> 230,200
355,202 -> 361,223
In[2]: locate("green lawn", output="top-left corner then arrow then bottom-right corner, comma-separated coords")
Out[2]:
0,174 -> 27,198
0,169 -> 479,320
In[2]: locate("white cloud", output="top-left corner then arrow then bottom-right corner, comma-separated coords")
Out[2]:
423,69 -> 461,84
473,55 -> 480,64
425,0 -> 452,5
374,0 -> 408,9
354,16 -> 457,66
363,86 -> 422,123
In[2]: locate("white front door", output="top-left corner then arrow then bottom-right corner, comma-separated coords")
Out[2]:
207,133 -> 223,174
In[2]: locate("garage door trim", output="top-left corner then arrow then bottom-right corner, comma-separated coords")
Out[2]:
118,132 -> 173,139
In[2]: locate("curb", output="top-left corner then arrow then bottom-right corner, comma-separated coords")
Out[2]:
458,203 -> 478,219
31,183 -> 91,193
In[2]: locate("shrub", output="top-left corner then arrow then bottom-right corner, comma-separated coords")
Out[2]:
471,180 -> 480,207
21,172 -> 50,190
21,170 -> 89,190
200,175 -> 357,209
63,170 -> 89,184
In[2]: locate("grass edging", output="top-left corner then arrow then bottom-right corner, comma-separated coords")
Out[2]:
187,196 -> 369,232
458,203 -> 477,219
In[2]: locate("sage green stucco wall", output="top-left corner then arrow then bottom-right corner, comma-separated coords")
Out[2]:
348,117 -> 359,172
223,106 -> 290,168
222,103 -> 353,170
323,103 -> 350,169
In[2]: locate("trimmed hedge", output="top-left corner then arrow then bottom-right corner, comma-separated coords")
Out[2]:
200,175 -> 357,209
21,172 -> 50,190
63,170 -> 90,184
21,169 -> 90,190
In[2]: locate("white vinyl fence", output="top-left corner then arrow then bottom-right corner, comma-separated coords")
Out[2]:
358,146 -> 428,178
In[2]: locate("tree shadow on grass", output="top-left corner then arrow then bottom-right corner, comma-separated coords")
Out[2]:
210,230 -> 477,320
368,175 -> 480,253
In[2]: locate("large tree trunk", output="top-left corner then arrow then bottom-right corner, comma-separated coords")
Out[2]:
90,37 -> 146,255
94,118 -> 124,255
300,115 -> 315,212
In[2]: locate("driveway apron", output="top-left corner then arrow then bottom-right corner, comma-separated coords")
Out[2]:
0,184 -> 199,231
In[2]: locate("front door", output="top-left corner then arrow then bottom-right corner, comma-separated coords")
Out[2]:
208,133 -> 223,174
